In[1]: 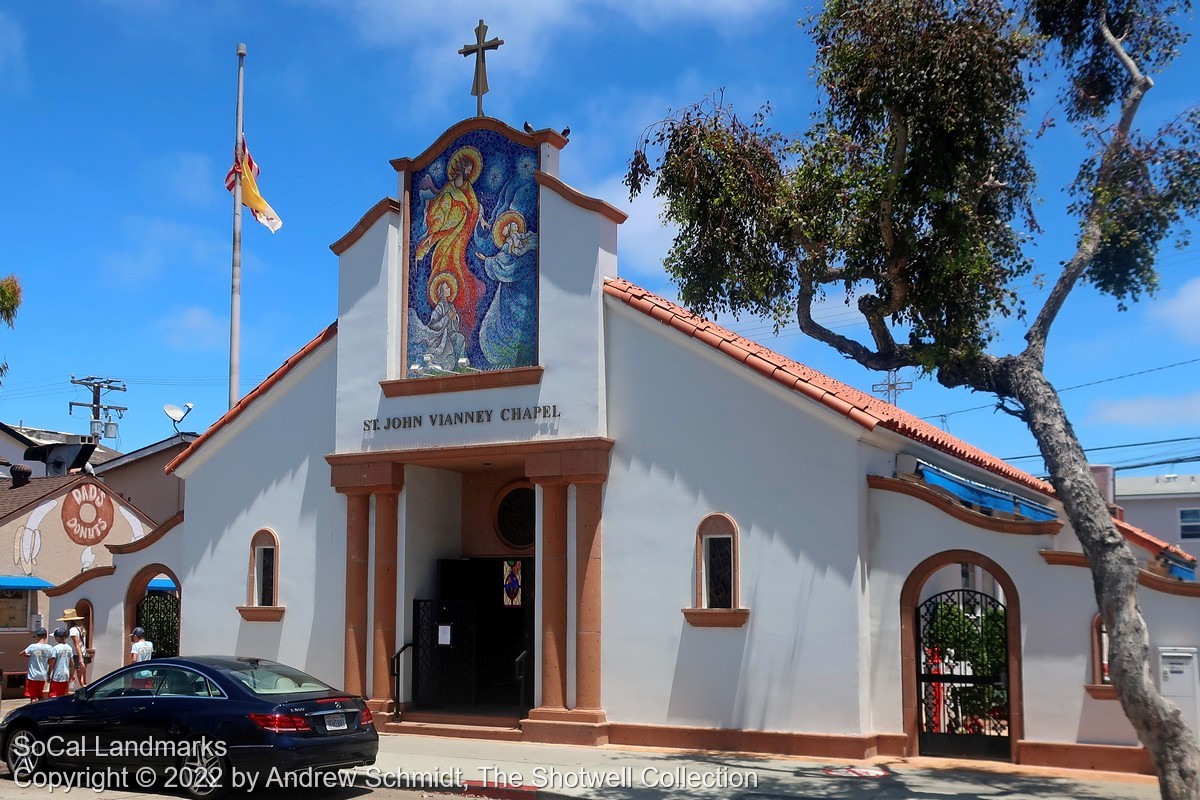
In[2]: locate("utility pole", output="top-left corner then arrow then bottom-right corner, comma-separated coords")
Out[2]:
872,368 -> 913,406
69,375 -> 127,440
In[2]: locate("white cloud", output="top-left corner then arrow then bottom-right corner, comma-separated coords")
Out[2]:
145,152 -> 220,208
301,0 -> 787,119
1088,393 -> 1200,426
99,217 -> 226,285
583,173 -> 675,284
596,0 -> 784,32
1149,277 -> 1200,342
159,306 -> 226,351
0,11 -> 30,94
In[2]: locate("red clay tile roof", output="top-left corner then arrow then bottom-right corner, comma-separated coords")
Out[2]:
603,277 -> 1056,497
162,278 -> 1191,566
1116,518 -> 1196,564
164,322 -> 338,475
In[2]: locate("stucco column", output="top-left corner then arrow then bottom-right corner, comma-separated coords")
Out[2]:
370,490 -> 399,713
343,492 -> 370,697
536,480 -> 569,711
574,480 -> 605,715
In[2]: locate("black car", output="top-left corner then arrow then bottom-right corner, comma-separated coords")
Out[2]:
0,655 -> 377,798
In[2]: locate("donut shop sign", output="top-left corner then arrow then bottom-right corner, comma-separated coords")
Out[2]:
61,483 -> 114,545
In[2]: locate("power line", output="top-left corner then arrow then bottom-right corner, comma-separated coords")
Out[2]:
1004,435 -> 1200,462
922,357 -> 1200,422
1113,454 -> 1200,471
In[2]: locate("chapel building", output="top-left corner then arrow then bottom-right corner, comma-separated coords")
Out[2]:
55,114 -> 1200,773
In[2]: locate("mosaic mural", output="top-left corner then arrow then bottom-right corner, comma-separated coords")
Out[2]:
407,129 -> 538,376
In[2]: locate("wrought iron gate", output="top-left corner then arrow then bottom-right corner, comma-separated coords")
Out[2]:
136,593 -> 180,658
917,589 -> 1009,758
411,599 -> 476,708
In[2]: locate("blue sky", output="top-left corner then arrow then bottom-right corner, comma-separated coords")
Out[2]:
0,1 -> 1197,480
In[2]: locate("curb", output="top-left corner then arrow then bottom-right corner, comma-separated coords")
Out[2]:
347,769 -> 541,799
461,780 -> 541,799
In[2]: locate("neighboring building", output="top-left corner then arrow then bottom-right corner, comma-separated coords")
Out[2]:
55,115 -> 1200,774
92,433 -> 196,525
1115,472 -> 1200,550
0,468 -> 153,675
5,424 -> 121,472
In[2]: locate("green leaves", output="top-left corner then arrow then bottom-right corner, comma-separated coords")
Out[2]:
628,96 -> 797,326
0,275 -> 21,328
1030,0 -> 1191,122
624,0 -> 1196,383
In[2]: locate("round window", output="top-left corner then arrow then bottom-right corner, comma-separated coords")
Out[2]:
495,485 -> 535,549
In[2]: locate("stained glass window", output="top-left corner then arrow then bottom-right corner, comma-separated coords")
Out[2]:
503,560 -> 522,607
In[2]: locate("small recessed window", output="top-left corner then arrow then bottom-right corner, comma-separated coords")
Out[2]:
1086,613 -> 1117,699
1181,509 -> 1200,539
683,514 -> 748,627
494,483 -> 535,549
249,530 -> 279,607
704,536 -> 733,609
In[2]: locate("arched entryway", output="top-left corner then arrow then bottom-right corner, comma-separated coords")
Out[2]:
124,564 -> 182,662
900,550 -> 1023,761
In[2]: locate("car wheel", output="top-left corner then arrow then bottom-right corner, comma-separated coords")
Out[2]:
4,727 -> 43,780
179,750 -> 230,800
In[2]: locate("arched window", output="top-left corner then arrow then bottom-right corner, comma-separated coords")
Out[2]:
683,513 -> 749,628
1087,612 -> 1117,699
249,529 -> 279,607
1092,613 -> 1111,684
697,514 -> 736,609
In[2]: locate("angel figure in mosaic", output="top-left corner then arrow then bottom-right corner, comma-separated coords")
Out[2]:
476,208 -> 537,369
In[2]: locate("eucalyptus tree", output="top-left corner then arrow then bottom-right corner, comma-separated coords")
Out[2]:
627,0 -> 1200,795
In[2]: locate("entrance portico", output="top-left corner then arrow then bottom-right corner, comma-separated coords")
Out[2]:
328,437 -> 612,744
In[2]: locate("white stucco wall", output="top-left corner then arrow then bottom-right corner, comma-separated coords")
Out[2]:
174,337 -> 343,686
860,483 -> 1200,748
51,528 -> 184,680
332,182 -> 614,458
600,299 -> 872,734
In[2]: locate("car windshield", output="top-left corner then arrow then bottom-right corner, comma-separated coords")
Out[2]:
220,660 -> 333,695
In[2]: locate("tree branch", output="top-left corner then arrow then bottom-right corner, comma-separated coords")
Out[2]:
796,278 -> 916,371
1024,15 -> 1155,364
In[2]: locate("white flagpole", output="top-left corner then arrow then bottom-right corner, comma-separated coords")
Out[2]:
229,43 -> 246,410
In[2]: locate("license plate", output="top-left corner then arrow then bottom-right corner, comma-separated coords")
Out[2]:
325,714 -> 347,731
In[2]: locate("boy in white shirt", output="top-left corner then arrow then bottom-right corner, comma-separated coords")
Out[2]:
21,627 -> 53,702
48,628 -> 74,697
130,627 -> 154,689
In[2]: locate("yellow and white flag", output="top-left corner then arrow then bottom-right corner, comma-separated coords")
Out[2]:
225,137 -> 282,233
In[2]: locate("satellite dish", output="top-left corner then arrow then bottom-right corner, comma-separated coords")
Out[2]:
163,402 -> 194,434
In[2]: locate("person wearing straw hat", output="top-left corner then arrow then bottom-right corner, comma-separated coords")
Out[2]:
57,609 -> 89,687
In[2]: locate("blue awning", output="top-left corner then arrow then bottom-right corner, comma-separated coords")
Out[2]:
0,575 -> 54,590
919,462 -> 1058,522
147,577 -> 176,591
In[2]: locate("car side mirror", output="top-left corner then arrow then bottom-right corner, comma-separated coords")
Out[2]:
73,687 -> 88,702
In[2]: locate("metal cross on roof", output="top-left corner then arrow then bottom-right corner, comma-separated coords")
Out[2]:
459,19 -> 504,118
872,368 -> 913,406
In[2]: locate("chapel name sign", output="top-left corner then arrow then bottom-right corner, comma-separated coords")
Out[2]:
363,404 -> 561,432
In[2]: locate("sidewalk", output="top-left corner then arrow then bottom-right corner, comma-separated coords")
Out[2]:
356,732 -> 1163,799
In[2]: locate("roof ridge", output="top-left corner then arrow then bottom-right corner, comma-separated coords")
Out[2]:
602,276 -> 1054,497
165,322 -> 338,475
